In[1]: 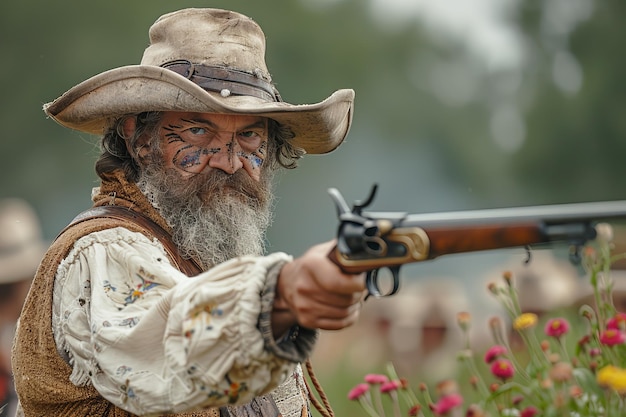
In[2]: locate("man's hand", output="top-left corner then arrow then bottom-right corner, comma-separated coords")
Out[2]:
272,240 -> 367,337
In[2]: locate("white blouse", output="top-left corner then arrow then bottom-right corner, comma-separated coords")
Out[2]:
51,226 -> 297,415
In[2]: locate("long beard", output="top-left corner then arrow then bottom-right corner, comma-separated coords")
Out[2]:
138,164 -> 275,270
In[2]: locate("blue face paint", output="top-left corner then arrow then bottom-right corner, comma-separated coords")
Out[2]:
239,152 -> 264,169
174,147 -> 214,171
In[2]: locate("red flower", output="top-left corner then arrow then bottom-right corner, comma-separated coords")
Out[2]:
408,404 -> 421,416
490,358 -> 515,380
520,406 -> 539,417
544,317 -> 570,338
607,312 -> 626,330
433,393 -> 463,415
599,329 -> 626,346
484,345 -> 507,364
347,383 -> 370,400
578,334 -> 591,347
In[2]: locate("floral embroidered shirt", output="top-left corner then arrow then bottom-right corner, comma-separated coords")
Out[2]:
51,226 -> 305,415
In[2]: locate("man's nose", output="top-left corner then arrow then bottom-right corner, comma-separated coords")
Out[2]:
207,145 -> 244,174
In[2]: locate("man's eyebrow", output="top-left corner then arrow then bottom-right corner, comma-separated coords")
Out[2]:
184,117 -> 267,130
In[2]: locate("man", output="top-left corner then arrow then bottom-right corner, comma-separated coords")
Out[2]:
0,199 -> 46,417
12,8 -> 365,417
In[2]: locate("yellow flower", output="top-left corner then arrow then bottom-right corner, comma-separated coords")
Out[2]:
597,365 -> 626,394
513,313 -> 538,331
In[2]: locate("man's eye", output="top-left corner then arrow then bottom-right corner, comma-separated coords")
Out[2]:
239,130 -> 256,138
238,131 -> 262,141
188,127 -> 206,135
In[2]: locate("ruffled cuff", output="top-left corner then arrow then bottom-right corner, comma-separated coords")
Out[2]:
258,260 -> 318,362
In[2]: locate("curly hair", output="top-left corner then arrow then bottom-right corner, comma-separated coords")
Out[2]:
94,112 -> 305,181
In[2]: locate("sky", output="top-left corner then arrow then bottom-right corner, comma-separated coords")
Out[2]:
300,0 -> 523,70
366,0 -> 525,71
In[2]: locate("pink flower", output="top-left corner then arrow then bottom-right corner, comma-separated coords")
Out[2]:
433,393 -> 463,415
364,373 -> 389,384
380,380 -> 402,393
484,345 -> 507,363
347,383 -> 370,400
520,406 -> 539,417
544,317 -> 570,338
589,347 -> 602,357
599,329 -> 626,346
490,358 -> 515,380
607,312 -> 626,330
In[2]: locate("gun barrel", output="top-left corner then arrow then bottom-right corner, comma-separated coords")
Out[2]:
381,199 -> 626,227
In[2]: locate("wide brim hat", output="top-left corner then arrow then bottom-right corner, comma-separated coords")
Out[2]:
43,8 -> 355,155
0,198 -> 46,284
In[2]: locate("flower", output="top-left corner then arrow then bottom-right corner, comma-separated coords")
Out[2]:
544,317 -> 570,338
489,358 -> 515,380
348,383 -> 370,400
456,312 -> 471,332
347,227 -> 626,417
408,404 -> 421,416
432,393 -> 463,415
380,380 -> 402,393
365,373 -> 390,384
483,345 -> 507,364
599,328 -> 626,346
597,365 -> 626,394
606,312 -> 626,330
520,406 -> 539,417
513,312 -> 538,330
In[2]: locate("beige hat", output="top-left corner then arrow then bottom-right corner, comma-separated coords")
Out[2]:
0,199 -> 46,284
43,8 -> 355,155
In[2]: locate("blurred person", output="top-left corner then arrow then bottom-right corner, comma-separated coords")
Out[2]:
311,278 -> 494,383
369,279 -> 480,381
0,199 -> 46,417
11,8 -> 365,417
513,251 -> 580,316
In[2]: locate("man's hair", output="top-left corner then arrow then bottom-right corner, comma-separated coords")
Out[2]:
95,111 -> 305,181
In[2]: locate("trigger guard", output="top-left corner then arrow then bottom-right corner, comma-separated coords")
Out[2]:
365,268 -> 400,298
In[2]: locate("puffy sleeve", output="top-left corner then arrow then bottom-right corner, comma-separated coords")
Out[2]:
52,227 -> 312,415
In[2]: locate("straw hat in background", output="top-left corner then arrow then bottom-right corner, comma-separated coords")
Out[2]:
0,198 -> 46,286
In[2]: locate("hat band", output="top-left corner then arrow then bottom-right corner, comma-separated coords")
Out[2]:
161,60 -> 281,102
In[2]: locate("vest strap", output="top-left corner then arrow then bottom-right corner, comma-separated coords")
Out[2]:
60,205 -> 202,276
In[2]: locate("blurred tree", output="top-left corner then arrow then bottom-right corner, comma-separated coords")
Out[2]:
510,0 -> 626,203
1,0 -> 624,242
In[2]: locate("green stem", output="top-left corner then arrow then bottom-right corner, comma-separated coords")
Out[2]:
359,395 -> 383,417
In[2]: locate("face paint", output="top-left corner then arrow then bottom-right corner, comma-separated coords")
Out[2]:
158,113 -> 269,180
239,140 -> 267,170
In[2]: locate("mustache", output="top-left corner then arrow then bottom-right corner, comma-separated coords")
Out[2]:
167,168 -> 272,209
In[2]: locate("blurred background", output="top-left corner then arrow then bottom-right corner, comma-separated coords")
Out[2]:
1,0 -> 625,414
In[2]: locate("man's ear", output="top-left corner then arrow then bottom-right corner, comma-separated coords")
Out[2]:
122,117 -> 150,159
122,116 -> 136,140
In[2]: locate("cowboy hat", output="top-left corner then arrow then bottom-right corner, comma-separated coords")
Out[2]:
0,198 -> 46,284
43,8 -> 355,155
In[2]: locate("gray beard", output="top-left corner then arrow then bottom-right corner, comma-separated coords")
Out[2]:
137,165 -> 274,270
